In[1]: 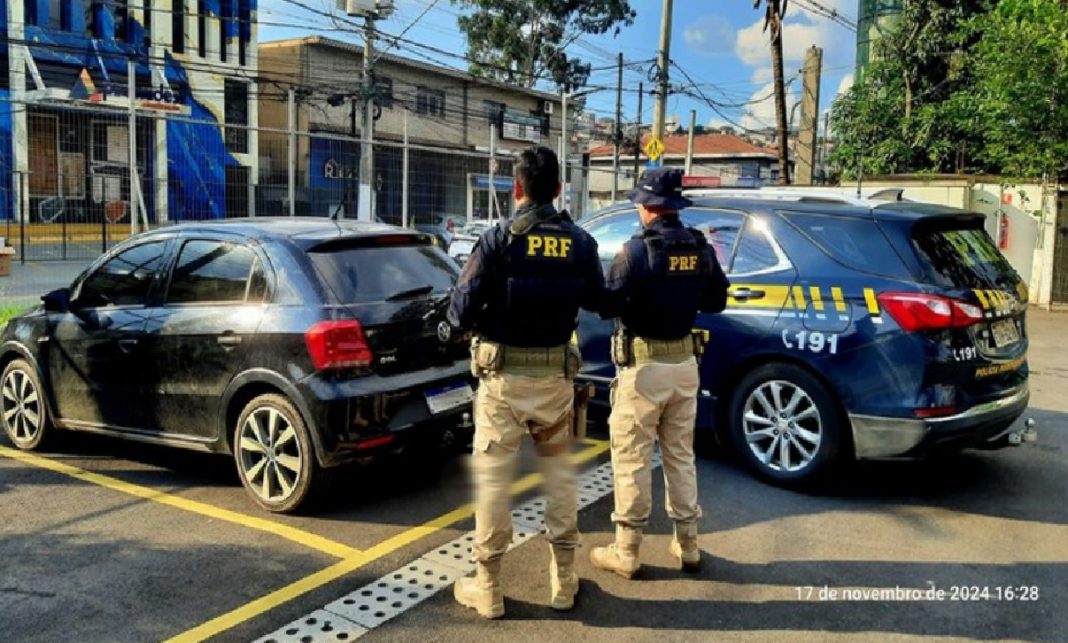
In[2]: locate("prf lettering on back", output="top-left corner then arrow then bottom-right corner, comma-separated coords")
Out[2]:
526,235 -> 573,258
669,255 -> 699,271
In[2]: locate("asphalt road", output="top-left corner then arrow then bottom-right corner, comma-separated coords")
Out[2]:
2,313 -> 1066,643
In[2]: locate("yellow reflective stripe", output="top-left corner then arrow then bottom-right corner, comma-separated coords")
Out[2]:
792,286 -> 807,310
809,286 -> 824,311
973,289 -> 990,311
831,287 -> 847,312
728,283 -> 792,308
863,288 -> 880,316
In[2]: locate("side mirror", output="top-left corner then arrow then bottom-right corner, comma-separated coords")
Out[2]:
42,288 -> 71,313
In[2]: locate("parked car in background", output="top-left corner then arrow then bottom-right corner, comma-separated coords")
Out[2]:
577,191 -> 1032,486
1,219 -> 474,512
447,219 -> 493,264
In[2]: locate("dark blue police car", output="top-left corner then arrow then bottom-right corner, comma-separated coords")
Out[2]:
577,191 -> 1031,485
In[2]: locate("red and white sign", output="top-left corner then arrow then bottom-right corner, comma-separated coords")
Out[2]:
682,175 -> 722,188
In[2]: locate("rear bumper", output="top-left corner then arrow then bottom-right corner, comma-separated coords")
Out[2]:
849,385 -> 1029,459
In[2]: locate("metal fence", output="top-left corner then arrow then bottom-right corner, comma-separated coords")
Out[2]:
1,94 -> 518,263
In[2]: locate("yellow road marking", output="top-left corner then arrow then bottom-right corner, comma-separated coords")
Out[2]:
166,439 -> 611,643
863,288 -> 880,316
0,445 -> 361,559
831,287 -> 847,312
808,286 -> 824,312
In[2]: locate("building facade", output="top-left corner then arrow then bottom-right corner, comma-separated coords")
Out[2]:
257,36 -> 562,221
1,0 -> 259,224
856,0 -> 903,77
586,133 -> 782,209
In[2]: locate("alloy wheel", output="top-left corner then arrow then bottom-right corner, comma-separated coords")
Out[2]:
742,380 -> 822,473
2,369 -> 42,446
237,405 -> 303,504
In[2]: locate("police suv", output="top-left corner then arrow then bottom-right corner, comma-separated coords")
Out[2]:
576,190 -> 1032,485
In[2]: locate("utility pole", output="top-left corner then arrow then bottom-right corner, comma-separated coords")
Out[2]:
764,0 -> 791,185
612,52 -> 622,202
652,0 -> 673,141
685,109 -> 696,175
559,90 -> 567,212
633,82 -> 643,188
357,15 -> 375,222
797,46 -> 823,185
402,108 -> 409,228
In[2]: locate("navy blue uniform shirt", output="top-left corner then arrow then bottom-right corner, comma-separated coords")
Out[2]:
448,203 -> 605,347
603,215 -> 730,340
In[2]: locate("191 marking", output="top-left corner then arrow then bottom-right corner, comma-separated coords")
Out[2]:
782,329 -> 839,355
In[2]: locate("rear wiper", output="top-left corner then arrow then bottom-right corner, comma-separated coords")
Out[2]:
386,285 -> 434,301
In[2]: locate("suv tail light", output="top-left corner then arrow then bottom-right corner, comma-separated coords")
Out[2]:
877,292 -> 984,332
305,320 -> 373,370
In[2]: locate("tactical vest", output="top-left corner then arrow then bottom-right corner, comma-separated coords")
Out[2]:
478,209 -> 588,347
621,223 -> 710,340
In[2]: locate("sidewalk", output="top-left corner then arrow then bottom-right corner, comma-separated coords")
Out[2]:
0,259 -> 90,307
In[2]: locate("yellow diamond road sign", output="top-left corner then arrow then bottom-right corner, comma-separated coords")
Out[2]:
643,137 -> 665,161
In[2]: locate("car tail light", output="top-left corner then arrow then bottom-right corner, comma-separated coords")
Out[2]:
877,292 -> 984,332
914,406 -> 959,418
305,320 -> 373,370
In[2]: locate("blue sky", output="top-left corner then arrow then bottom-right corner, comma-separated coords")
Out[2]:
258,0 -> 859,132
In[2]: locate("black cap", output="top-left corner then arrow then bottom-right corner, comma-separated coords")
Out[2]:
626,167 -> 692,209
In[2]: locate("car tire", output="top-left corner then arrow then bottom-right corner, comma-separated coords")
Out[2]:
728,363 -> 844,486
1,359 -> 54,450
233,393 -> 322,514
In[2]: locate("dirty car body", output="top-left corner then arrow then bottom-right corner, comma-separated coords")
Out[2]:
0,218 -> 473,511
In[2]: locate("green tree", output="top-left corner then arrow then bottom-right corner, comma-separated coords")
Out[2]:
452,0 -> 636,90
830,0 -> 992,179
971,0 -> 1068,179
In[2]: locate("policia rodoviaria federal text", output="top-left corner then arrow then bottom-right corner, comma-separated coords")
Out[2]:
447,146 -> 604,618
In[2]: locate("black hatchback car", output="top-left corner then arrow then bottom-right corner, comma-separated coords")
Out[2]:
1,219 -> 474,512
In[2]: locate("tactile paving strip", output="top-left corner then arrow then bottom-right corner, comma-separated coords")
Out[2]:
324,558 -> 461,630
260,450 -> 668,641
256,609 -> 367,643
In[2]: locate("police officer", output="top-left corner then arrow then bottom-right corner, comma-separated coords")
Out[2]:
590,167 -> 729,578
448,146 -> 604,618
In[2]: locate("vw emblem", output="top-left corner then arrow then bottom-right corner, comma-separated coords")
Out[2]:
437,321 -> 452,343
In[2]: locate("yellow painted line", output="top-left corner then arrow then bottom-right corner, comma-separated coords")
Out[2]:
0,445 -> 360,559
830,287 -> 847,312
863,288 -> 880,316
166,439 -> 611,643
808,286 -> 824,312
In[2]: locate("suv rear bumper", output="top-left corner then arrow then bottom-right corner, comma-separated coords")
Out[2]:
849,385 -> 1029,459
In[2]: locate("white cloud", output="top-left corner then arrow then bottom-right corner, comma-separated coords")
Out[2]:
836,72 -> 854,97
751,67 -> 774,85
683,15 -> 733,56
735,18 -> 829,68
740,81 -> 799,131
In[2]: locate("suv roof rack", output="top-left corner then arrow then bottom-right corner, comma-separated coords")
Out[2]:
682,187 -> 910,208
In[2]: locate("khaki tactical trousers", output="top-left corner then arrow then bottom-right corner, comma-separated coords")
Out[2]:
472,372 -> 578,563
609,357 -> 702,529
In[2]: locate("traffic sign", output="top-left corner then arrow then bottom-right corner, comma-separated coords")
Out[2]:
643,137 -> 665,161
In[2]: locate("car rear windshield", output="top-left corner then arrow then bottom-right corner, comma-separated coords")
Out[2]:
782,211 -> 911,279
911,223 -> 1019,289
309,244 -> 458,303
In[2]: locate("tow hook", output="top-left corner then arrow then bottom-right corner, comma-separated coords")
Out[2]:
1008,417 -> 1038,446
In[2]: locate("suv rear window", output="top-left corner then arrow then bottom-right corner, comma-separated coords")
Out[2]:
309,244 -> 457,303
912,224 -> 1018,289
783,212 -> 911,279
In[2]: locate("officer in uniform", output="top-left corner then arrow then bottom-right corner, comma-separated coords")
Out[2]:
448,146 -> 604,618
590,167 -> 729,578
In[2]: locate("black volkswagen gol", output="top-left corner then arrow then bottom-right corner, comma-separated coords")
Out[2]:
0,219 -> 474,512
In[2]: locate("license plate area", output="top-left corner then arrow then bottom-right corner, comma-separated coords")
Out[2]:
989,318 -> 1020,348
425,381 -> 474,414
